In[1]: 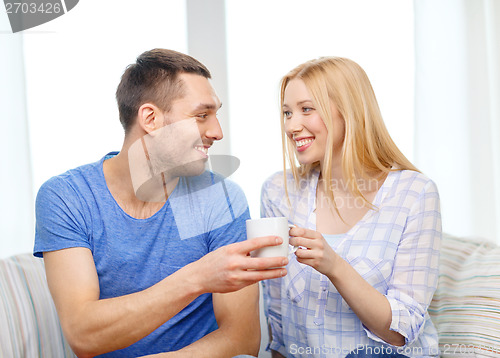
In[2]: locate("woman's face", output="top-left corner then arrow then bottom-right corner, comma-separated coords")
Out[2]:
283,78 -> 344,167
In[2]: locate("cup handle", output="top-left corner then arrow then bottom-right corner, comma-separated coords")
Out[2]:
288,224 -> 300,253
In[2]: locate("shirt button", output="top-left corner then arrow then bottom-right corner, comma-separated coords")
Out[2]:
322,287 -> 327,291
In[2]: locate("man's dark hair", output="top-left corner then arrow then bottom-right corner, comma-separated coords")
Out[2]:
116,48 -> 211,133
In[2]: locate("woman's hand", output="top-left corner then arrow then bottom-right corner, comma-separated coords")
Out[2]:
289,226 -> 339,277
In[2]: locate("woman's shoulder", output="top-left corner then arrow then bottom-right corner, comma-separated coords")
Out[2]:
391,169 -> 439,195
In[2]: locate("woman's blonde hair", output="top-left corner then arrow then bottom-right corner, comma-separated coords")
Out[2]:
280,57 -> 418,212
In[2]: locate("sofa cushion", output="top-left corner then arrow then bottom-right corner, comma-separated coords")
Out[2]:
0,253 -> 75,357
429,234 -> 500,357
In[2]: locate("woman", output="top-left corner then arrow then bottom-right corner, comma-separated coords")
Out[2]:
261,57 -> 441,358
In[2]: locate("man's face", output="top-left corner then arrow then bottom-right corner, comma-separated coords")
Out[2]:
147,73 -> 223,178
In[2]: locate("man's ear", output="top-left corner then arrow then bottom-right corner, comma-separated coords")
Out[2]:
137,103 -> 162,134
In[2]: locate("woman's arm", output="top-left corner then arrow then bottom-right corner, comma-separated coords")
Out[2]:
290,227 -> 405,346
289,179 -> 441,347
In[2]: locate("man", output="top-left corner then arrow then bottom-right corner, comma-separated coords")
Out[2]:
34,49 -> 287,357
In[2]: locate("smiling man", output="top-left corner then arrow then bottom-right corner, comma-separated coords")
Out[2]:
33,49 -> 287,358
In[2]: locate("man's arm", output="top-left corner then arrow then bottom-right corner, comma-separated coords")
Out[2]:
146,284 -> 261,357
44,236 -> 288,358
44,247 -> 202,358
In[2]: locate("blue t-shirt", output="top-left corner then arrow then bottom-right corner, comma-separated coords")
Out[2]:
34,153 -> 250,357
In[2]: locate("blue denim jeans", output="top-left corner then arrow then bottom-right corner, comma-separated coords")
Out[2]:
345,346 -> 409,358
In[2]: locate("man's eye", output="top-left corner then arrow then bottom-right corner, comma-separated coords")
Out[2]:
197,114 -> 208,119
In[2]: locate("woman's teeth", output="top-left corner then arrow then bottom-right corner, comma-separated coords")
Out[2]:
296,138 -> 314,147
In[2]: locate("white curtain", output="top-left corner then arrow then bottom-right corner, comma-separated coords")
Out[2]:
414,0 -> 500,243
0,14 -> 35,258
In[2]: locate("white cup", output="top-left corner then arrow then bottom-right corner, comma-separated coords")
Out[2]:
246,217 -> 298,259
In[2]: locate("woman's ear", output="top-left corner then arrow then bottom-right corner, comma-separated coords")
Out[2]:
137,103 -> 161,134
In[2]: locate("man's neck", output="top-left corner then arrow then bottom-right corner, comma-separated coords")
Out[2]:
103,147 -> 179,219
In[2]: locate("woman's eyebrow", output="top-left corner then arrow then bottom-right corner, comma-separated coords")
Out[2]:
283,100 -> 313,108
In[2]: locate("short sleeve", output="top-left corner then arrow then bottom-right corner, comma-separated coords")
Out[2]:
206,178 -> 250,252
166,173 -> 250,250
34,176 -> 91,258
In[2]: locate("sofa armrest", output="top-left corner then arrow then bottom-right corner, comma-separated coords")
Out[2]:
429,234 -> 500,357
0,253 -> 75,357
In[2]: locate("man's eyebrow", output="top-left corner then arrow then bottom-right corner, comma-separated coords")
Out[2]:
193,102 -> 223,111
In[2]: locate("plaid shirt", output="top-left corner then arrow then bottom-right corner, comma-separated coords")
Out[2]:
261,168 -> 441,358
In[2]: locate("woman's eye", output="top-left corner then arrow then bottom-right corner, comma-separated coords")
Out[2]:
303,107 -> 313,113
283,111 -> 292,118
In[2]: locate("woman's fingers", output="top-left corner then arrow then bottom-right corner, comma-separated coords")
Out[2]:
289,236 -> 306,248
289,226 -> 323,240
290,235 -> 323,250
294,247 -> 315,259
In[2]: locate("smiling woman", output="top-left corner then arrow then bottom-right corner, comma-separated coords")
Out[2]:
261,56 -> 441,358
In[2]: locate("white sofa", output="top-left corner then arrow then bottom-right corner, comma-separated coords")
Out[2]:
1,234 -> 499,357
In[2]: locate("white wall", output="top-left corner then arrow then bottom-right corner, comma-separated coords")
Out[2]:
414,0 -> 500,242
0,11 -> 34,258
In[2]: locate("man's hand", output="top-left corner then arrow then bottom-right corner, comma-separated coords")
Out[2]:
189,235 -> 288,294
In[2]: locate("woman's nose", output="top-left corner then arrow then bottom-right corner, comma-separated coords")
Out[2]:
285,115 -> 303,135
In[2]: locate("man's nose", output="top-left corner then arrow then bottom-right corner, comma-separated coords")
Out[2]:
205,116 -> 223,141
